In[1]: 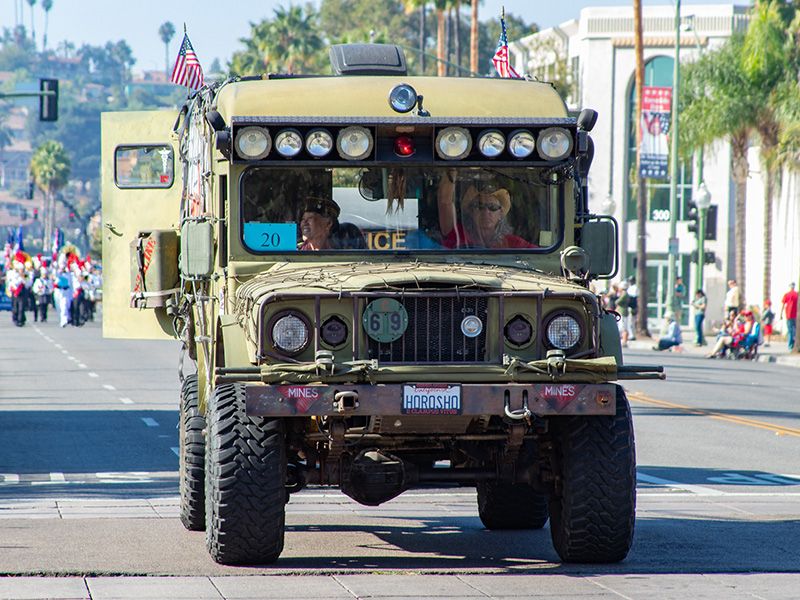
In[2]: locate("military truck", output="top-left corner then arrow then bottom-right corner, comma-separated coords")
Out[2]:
101,44 -> 663,566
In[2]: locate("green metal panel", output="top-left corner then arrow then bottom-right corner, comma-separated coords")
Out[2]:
101,110 -> 181,339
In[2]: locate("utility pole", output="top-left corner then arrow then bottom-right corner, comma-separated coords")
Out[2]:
633,0 -> 650,337
666,0 -> 681,320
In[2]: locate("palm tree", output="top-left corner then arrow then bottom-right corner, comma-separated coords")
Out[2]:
0,110 -> 13,189
158,21 -> 176,77
434,0 -> 447,76
401,0 -> 428,74
30,140 -> 70,253
41,0 -> 52,51
26,0 -> 36,48
680,35 -> 760,306
469,0 -> 480,75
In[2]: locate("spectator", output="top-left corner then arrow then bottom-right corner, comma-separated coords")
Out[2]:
627,276 -> 638,340
692,289 -> 707,346
706,310 -> 753,358
652,312 -> 683,352
780,282 -> 798,350
762,299 -> 775,346
617,281 -> 631,348
724,279 -> 740,318
673,276 -> 687,323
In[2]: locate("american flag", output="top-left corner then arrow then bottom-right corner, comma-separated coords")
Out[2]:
170,33 -> 204,90
492,16 -> 520,79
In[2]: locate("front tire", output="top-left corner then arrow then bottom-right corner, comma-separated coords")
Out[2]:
179,374 -> 205,531
548,385 -> 636,563
205,383 -> 286,565
477,482 -> 549,530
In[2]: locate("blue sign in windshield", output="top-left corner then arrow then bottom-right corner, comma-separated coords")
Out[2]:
243,222 -> 298,252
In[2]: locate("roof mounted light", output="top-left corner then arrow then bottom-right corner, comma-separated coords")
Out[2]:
305,129 -> 333,158
477,129 -> 505,158
235,126 -> 271,160
508,129 -> 536,158
537,127 -> 573,160
275,129 -> 303,158
337,126 -> 373,160
435,127 -> 472,160
388,83 -> 417,113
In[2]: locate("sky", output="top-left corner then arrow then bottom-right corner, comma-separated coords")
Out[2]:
3,0 -> 751,74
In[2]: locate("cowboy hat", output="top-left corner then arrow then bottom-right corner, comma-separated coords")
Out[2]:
462,186 -> 511,216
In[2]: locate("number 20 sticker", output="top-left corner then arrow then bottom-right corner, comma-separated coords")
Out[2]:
243,222 -> 298,252
363,298 -> 409,343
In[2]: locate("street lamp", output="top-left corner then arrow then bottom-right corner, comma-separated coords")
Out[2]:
666,0 -> 681,319
694,181 -> 711,292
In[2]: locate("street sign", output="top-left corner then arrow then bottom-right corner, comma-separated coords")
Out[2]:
668,237 -> 679,255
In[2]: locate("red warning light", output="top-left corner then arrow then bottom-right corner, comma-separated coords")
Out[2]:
394,135 -> 415,157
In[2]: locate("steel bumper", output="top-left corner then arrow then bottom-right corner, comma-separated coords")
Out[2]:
245,382 -> 617,417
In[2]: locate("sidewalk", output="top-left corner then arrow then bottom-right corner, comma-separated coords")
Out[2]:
625,333 -> 800,368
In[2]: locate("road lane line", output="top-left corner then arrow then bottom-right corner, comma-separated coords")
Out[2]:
119,397 -> 134,404
77,363 -> 87,369
103,384 -> 116,391
141,418 -> 159,427
637,473 -> 725,496
88,372 -> 99,378
627,391 -> 800,437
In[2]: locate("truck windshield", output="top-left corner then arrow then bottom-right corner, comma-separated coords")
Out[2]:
240,166 -> 562,253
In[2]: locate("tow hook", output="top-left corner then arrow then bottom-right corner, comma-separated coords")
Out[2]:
504,389 -> 532,422
333,390 -> 359,413
546,349 -> 567,379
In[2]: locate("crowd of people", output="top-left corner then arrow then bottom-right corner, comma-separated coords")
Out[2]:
595,277 -> 798,357
1,244 -> 101,329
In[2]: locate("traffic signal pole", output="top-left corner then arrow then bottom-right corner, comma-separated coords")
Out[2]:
666,0 -> 681,319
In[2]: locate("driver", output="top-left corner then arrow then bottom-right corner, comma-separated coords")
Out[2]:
298,197 -> 340,250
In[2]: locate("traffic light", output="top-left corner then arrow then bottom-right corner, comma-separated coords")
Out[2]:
687,200 -> 699,236
68,212 -> 75,222
33,208 -> 38,220
39,78 -> 58,122
690,250 -> 717,265
705,205 -> 717,241
27,179 -> 35,199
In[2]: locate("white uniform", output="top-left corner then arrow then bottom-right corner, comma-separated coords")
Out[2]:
54,272 -> 73,327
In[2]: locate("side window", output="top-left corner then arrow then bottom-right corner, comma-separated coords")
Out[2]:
114,145 -> 174,188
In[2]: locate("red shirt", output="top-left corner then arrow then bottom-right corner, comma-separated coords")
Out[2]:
782,289 -> 798,319
443,224 -> 534,249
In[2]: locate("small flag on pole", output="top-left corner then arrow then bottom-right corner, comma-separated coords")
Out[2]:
170,30 -> 204,90
492,9 -> 520,79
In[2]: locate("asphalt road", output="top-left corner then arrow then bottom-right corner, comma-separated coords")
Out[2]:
1,312 -> 799,597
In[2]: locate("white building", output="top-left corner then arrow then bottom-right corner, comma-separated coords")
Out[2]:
510,4 -> 800,330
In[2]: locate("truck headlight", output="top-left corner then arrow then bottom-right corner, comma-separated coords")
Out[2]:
545,313 -> 582,350
477,129 -> 505,158
305,129 -> 333,157
270,312 -> 310,355
275,129 -> 303,157
508,129 -> 535,158
235,126 -> 271,160
537,127 -> 572,160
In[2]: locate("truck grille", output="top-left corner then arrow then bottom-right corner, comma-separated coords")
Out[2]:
366,295 -> 489,363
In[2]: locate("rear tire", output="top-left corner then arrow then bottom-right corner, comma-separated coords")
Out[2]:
477,482 -> 549,529
205,383 -> 286,565
548,385 -> 636,563
179,374 -> 205,531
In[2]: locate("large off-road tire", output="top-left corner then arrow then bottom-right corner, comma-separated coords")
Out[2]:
477,482 -> 549,530
548,384 -> 636,563
205,383 -> 286,565
179,374 -> 205,531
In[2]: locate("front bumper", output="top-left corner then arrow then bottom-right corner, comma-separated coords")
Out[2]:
245,382 -> 617,417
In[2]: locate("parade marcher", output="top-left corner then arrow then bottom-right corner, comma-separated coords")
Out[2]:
31,268 -> 52,323
7,261 -> 32,327
54,269 -> 73,328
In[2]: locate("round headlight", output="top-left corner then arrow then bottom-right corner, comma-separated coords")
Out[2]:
435,127 -> 472,160
388,83 -> 417,113
337,126 -> 373,160
477,130 -> 505,158
321,316 -> 348,347
508,129 -> 536,158
305,129 -> 333,158
537,127 -> 573,160
274,129 -> 303,158
546,314 -> 582,350
271,313 -> 309,355
505,315 -> 533,346
460,315 -> 483,338
235,126 -> 271,160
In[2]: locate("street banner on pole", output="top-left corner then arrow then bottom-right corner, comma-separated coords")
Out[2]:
639,86 -> 671,180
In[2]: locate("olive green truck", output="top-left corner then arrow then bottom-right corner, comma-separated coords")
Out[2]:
101,44 -> 663,566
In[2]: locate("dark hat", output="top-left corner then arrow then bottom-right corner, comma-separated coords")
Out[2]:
299,197 -> 340,221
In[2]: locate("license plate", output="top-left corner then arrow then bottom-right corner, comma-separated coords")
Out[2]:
402,384 -> 462,415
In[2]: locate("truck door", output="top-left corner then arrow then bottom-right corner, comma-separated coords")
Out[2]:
101,110 -> 181,340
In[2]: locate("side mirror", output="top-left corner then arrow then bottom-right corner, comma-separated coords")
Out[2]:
180,220 -> 215,277
579,219 -> 618,279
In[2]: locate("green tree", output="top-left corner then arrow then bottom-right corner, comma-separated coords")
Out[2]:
680,35 -> 758,305
158,21 -> 176,77
42,0 -> 52,51
30,140 -> 71,253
